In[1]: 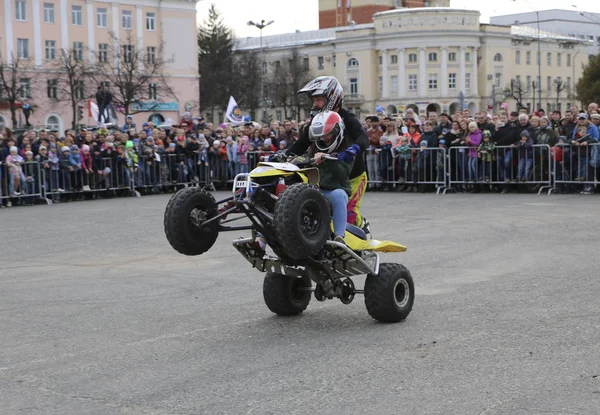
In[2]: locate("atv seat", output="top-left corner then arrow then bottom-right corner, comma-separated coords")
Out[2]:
346,223 -> 367,240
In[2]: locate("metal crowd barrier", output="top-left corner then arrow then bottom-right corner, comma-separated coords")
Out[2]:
549,142 -> 600,194
444,144 -> 552,195
1,161 -> 51,206
365,147 -> 448,193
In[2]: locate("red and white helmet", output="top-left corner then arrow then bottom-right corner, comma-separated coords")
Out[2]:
309,111 -> 345,154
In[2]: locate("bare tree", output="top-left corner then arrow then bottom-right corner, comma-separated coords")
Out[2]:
553,78 -> 565,110
503,79 -> 529,110
287,49 -> 313,121
50,49 -> 95,129
0,53 -> 37,128
233,50 -> 262,121
90,31 -> 175,118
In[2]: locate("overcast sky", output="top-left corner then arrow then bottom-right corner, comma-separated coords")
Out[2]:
196,0 -> 600,38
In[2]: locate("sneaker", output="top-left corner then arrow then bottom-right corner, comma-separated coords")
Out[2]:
83,185 -> 91,191
360,217 -> 372,240
333,235 -> 346,245
57,188 -> 65,192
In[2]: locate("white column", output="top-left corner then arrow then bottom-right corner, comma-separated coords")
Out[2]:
398,48 -> 405,98
32,0 -> 42,66
112,3 -> 120,62
459,46 -> 466,94
136,5 -> 144,70
441,46 -> 448,98
4,0 -> 14,62
471,46 -> 479,96
419,47 -> 427,97
86,0 -> 95,62
60,0 -> 69,52
381,50 -> 388,99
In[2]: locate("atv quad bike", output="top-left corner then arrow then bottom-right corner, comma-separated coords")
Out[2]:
164,154 -> 414,323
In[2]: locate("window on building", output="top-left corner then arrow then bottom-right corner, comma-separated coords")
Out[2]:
97,8 -> 107,28
515,50 -> 521,65
47,79 -> 58,99
526,75 -> 531,87
428,52 -> 438,62
547,76 -> 552,91
465,52 -> 471,62
465,73 -> 471,90
526,102 -> 531,113
262,61 -> 268,73
122,10 -> 132,29
428,74 -> 438,89
44,3 -> 55,23
73,42 -> 83,61
391,54 -> 398,64
448,73 -> 456,89
547,52 -> 552,66
17,39 -> 29,58
347,57 -> 359,67
0,115 -> 6,128
526,51 -> 531,65
45,40 -> 56,60
146,12 -> 155,31
567,77 -> 571,91
275,60 -> 281,68
408,53 -> 417,63
536,51 -> 540,65
147,46 -> 156,64
47,115 -> 60,130
149,83 -> 157,100
98,43 -> 108,62
318,56 -> 324,70
74,80 -> 84,100
72,5 -> 82,25
493,53 -> 503,62
378,55 -> 383,65
123,44 -> 133,63
557,53 -> 562,67
448,52 -> 456,61
20,78 -> 32,98
276,110 -> 282,121
495,73 -> 502,87
408,74 -> 417,91
349,78 -> 358,95
16,0 -> 27,21
515,75 -> 521,87
333,55 -> 336,67
303,58 -> 309,70
391,75 -> 398,94
567,53 -> 572,67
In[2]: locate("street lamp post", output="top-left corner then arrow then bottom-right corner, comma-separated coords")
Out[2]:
247,19 -> 275,113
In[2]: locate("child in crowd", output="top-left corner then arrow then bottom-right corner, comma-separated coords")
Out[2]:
5,146 -> 26,196
80,144 -> 93,191
465,122 -> 482,182
516,130 -> 533,182
477,131 -> 495,182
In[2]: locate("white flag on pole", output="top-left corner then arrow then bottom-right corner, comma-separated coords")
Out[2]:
226,96 -> 244,125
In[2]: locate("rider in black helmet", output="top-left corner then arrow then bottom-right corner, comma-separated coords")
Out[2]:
286,76 -> 371,237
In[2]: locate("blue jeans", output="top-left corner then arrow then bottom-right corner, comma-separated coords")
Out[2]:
321,188 -> 348,238
497,149 -> 513,181
468,157 -> 478,181
518,157 -> 533,180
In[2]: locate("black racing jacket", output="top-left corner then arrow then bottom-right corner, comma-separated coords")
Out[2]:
286,108 -> 368,179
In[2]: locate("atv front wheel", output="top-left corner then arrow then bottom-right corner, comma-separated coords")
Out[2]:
273,183 -> 331,260
263,272 -> 312,316
164,187 -> 219,256
364,263 -> 414,323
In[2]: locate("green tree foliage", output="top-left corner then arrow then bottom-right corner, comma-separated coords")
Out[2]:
575,54 -> 600,106
198,4 -> 235,111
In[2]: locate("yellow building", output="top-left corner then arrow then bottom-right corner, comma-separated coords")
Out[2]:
235,7 -> 589,122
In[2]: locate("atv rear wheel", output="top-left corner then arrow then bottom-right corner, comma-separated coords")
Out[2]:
263,272 -> 312,316
164,187 -> 219,256
364,263 -> 414,323
273,183 -> 331,260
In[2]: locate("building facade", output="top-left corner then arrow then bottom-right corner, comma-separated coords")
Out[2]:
0,0 -> 199,131
491,10 -> 600,57
235,7 -> 589,123
319,0 -> 450,29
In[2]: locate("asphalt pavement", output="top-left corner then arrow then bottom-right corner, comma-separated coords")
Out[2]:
1,191 -> 599,415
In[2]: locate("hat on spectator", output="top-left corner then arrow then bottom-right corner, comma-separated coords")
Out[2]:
219,123 -> 227,129
126,141 -> 134,149
482,130 -> 492,138
169,142 -> 176,148
9,146 -> 17,153
591,114 -> 600,120
71,145 -> 79,151
61,146 -> 70,152
264,138 -> 272,146
510,111 -> 519,117
26,150 -> 33,156
243,115 -> 251,122
184,111 -> 191,117
49,142 -> 56,149
198,116 -> 205,121
520,130 -> 530,138
213,140 -> 220,147
82,144 -> 90,152
126,115 -> 133,120
579,113 -> 588,119
420,140 -> 428,146
143,122 -> 149,127
39,146 -> 47,151
438,139 -> 446,145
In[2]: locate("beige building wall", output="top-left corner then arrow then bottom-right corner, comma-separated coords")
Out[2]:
235,7 -> 589,124
0,0 -> 199,131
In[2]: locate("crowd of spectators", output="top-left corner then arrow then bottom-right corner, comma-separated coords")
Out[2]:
1,102 -> 600,208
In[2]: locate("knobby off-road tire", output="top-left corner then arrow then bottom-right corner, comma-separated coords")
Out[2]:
364,263 -> 415,323
273,183 -> 331,260
164,187 -> 219,256
263,272 -> 312,316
